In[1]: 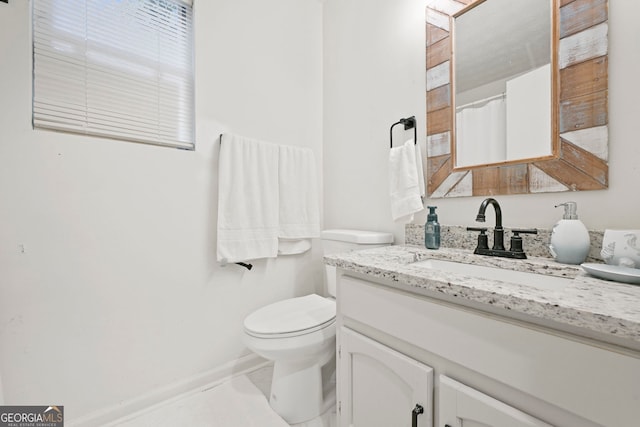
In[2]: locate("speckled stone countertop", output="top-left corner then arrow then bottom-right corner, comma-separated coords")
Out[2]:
325,245 -> 640,352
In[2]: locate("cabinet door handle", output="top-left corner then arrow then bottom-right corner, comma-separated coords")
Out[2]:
412,404 -> 424,427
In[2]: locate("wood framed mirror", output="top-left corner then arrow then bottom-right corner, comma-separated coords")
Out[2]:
425,0 -> 608,198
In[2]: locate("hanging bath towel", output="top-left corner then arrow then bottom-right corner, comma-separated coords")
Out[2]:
217,133 -> 280,263
278,145 -> 321,254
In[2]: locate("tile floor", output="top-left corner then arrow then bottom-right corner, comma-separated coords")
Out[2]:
107,364 -> 337,427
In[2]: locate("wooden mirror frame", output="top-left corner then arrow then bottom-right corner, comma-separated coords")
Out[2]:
426,0 -> 608,198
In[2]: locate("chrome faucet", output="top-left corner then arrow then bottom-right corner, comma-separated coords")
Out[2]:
467,198 -> 537,259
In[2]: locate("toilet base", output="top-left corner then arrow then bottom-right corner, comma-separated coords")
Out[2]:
270,359 -> 324,424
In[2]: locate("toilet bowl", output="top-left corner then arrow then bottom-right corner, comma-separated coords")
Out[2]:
244,294 -> 336,424
242,229 -> 393,425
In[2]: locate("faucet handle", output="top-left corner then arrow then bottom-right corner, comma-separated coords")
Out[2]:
467,227 -> 488,232
467,227 -> 489,250
511,228 -> 538,235
509,229 -> 537,253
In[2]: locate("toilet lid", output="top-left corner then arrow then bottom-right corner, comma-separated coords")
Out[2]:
244,294 -> 336,337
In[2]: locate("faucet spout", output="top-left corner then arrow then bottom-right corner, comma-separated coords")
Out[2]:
469,198 -> 535,259
476,198 -> 504,250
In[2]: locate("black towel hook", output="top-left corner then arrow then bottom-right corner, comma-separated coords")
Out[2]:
390,116 -> 417,148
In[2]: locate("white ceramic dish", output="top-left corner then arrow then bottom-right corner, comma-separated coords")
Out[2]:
581,263 -> 640,285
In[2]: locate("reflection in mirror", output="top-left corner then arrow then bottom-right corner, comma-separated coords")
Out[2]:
425,0 -> 609,198
454,0 -> 553,168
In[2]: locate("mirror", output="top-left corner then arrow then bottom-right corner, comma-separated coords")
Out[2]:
454,0 -> 552,168
426,0 -> 609,198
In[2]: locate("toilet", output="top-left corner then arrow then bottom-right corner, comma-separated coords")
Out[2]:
243,229 -> 393,425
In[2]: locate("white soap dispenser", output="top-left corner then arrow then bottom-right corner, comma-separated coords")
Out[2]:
549,202 -> 591,264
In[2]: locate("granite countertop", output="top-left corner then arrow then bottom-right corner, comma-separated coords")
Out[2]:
325,245 -> 640,352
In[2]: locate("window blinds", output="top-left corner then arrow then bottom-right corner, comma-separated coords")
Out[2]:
33,0 -> 194,149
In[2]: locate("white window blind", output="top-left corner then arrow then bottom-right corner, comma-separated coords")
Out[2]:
33,0 -> 195,149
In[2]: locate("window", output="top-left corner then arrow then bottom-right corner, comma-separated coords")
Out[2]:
32,0 -> 194,149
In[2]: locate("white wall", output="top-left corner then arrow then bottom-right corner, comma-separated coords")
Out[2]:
323,0 -> 427,239
324,0 -> 640,241
0,0 -> 322,422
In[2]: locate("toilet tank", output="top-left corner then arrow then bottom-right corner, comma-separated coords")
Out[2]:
322,229 -> 394,298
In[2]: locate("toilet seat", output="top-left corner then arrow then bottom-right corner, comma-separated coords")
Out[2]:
244,294 -> 336,339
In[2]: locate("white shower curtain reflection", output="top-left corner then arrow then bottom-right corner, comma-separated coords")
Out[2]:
455,96 -> 506,167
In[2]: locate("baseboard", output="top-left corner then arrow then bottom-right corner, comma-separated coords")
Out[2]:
67,353 -> 268,427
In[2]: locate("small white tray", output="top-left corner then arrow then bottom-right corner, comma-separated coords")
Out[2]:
581,263 -> 640,285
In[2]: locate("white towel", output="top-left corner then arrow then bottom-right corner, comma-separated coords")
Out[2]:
414,142 -> 426,199
277,238 -> 312,255
217,134 -> 280,263
278,145 -> 320,254
389,139 -> 424,222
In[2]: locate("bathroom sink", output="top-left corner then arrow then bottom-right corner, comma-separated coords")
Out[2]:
413,259 -> 572,290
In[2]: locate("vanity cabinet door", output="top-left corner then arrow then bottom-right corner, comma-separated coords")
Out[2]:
338,327 -> 433,427
439,376 -> 553,427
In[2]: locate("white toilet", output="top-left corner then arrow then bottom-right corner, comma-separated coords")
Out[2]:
243,229 -> 393,425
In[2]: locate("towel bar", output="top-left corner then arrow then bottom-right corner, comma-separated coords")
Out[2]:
220,258 -> 254,270
235,262 -> 253,270
390,116 -> 417,148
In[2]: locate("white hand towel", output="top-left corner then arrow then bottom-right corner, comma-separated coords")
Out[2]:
415,142 -> 426,199
278,145 -> 320,253
389,139 -> 424,222
217,134 -> 280,263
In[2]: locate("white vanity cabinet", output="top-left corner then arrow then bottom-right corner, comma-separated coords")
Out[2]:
336,272 -> 640,427
338,326 -> 433,427
439,376 -> 552,427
